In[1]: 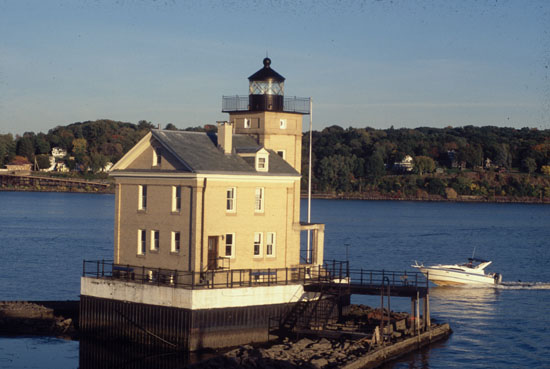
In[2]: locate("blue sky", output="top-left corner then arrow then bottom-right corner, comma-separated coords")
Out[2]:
1,0 -> 549,135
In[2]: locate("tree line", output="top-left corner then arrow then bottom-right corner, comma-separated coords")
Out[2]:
1,121 -> 549,199
0,120 -> 156,173
0,120 -> 214,175
301,125 -> 550,199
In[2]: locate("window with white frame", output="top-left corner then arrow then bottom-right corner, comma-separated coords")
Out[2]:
151,230 -> 159,251
257,156 -> 266,170
266,232 -> 276,257
253,232 -> 263,257
254,187 -> 264,212
171,231 -> 180,253
153,147 -> 161,166
244,118 -> 251,128
225,233 -> 235,258
138,185 -> 147,210
172,186 -> 181,212
138,229 -> 146,255
226,187 -> 236,212
255,153 -> 268,172
280,119 -> 287,129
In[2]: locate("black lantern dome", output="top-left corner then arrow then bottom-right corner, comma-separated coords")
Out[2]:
248,58 -> 285,112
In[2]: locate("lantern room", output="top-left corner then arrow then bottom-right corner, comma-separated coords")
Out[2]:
248,57 -> 285,112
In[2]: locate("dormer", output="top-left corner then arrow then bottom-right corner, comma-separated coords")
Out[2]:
236,146 -> 270,172
255,149 -> 269,172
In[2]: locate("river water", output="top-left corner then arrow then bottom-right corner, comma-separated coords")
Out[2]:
1,192 -> 549,368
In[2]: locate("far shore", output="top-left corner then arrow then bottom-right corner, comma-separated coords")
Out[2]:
1,185 -> 548,204
305,192 -> 550,204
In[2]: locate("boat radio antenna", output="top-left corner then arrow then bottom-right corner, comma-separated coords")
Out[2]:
471,246 -> 476,259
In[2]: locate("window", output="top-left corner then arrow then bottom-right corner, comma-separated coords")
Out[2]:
277,150 -> 285,159
266,232 -> 276,257
172,186 -> 181,212
138,185 -> 147,210
225,233 -> 235,258
244,118 -> 251,128
171,232 -> 180,253
153,147 -> 161,166
280,119 -> 287,129
151,230 -> 159,251
255,153 -> 268,172
138,229 -> 146,255
226,187 -> 236,212
253,232 -> 263,257
257,157 -> 266,169
254,187 -> 264,212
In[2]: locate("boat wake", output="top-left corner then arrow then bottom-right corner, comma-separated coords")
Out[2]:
497,281 -> 550,290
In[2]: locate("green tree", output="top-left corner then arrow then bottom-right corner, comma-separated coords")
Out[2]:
72,138 -> 87,157
34,134 -> 51,155
451,176 -> 472,195
165,123 -> 178,130
0,134 -> 16,166
495,143 -> 512,169
16,136 -> 35,162
35,154 -> 51,169
414,156 -> 435,175
89,152 -> 109,173
521,157 -> 537,175
426,177 -> 447,196
138,120 -> 154,131
365,153 -> 385,179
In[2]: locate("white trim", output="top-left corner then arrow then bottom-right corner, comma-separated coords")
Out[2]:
224,233 -> 235,259
266,232 -> 276,258
254,187 -> 264,213
226,187 -> 236,213
151,230 -> 159,251
152,147 -> 161,167
171,231 -> 180,253
253,232 -> 263,258
110,132 -> 152,171
111,172 -> 300,182
138,185 -> 147,210
137,229 -> 146,255
172,186 -> 181,212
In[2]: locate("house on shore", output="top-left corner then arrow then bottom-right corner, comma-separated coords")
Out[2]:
79,58 -> 327,350
393,155 -> 414,172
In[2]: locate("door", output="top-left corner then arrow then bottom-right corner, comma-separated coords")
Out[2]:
207,236 -> 218,270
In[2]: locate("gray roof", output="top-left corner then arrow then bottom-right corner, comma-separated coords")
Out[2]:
149,130 -> 300,176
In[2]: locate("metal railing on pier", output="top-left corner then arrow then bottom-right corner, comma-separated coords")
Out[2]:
82,260 -> 344,290
82,260 -> 427,296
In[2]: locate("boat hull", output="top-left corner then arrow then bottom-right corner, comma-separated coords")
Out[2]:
419,268 -> 498,286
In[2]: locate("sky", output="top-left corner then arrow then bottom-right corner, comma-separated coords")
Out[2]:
0,0 -> 549,135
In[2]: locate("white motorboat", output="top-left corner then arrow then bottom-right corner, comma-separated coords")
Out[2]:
412,258 -> 502,286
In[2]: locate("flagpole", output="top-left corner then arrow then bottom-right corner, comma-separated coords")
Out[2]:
306,98 -> 313,263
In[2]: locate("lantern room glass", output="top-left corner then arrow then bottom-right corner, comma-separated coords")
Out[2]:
249,80 -> 284,96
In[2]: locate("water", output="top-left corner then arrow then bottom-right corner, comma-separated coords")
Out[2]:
1,192 -> 549,368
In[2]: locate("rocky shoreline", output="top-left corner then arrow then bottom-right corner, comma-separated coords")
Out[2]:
185,305 -> 452,369
0,301 -> 78,338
